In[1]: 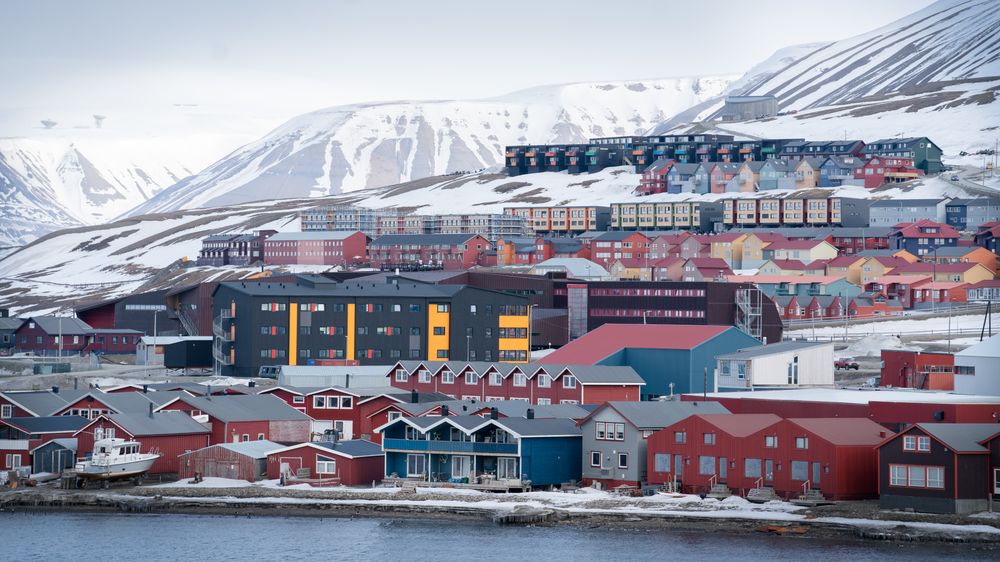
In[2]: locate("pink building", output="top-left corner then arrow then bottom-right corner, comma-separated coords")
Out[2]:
263,231 -> 369,266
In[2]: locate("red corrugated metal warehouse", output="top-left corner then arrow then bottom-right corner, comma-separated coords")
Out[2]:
266,440 -> 384,485
178,440 -> 283,482
74,412 -> 211,474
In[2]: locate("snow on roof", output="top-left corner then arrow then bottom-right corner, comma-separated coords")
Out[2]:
694,388 -> 1000,405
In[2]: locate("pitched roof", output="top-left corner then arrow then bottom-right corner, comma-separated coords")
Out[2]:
914,423 -> 1000,453
495,417 -> 581,437
789,418 -> 892,446
105,411 -> 211,436
697,413 -> 782,437
725,275 -> 845,285
0,318 -> 24,331
0,390 -> 79,416
588,401 -> 730,429
267,231 -> 363,241
893,262 -> 984,274
826,255 -> 866,267
2,415 -> 89,434
539,324 -> 738,364
764,239 -> 830,250
308,439 -> 385,458
25,316 -> 93,335
764,259 -> 807,270
174,395 -> 311,422
214,440 -> 284,458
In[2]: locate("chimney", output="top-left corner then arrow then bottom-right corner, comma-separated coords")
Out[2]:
879,431 -> 886,438
489,407 -> 499,420
206,386 -> 212,400
148,403 -> 154,419
411,390 -> 418,404
143,384 -> 148,393
345,373 -> 350,389
527,408 -> 535,420
441,405 -> 449,417
51,386 -> 59,394
73,378 -> 79,390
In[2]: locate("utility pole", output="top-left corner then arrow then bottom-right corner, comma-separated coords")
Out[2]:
58,317 -> 63,359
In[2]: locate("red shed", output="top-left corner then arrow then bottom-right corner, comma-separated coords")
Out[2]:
881,350 -> 954,390
74,412 -> 211,474
266,439 -> 384,486
178,440 -> 283,482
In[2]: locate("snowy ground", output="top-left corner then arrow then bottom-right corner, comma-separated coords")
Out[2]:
144,478 -> 1000,536
787,313 -> 999,340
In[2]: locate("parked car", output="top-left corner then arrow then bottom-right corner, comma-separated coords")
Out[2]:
950,175 -> 960,181
835,358 -> 860,370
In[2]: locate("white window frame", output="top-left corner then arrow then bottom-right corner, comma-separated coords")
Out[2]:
441,370 -> 455,384
387,411 -> 402,422
406,454 -> 426,477
590,451 -> 602,467
536,374 -> 551,388
561,375 -> 577,389
292,396 -> 305,404
513,373 -> 526,387
795,437 -> 808,449
465,372 -> 477,385
316,454 -> 337,475
313,396 -> 326,409
0,404 -> 11,418
618,453 -> 628,469
452,455 -> 471,479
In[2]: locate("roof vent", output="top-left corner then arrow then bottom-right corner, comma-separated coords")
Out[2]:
51,386 -> 59,394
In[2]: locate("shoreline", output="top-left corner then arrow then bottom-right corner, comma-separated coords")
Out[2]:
4,486 -> 1000,546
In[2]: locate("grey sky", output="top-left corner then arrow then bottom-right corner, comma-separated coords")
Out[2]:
1,0 -> 934,136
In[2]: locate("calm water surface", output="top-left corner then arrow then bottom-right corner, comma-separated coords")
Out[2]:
0,512 -> 992,561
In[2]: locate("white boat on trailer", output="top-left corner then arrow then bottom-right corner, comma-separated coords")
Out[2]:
74,438 -> 159,487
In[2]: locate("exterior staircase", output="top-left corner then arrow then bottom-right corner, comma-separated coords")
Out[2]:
707,482 -> 733,499
791,488 -> 833,507
746,486 -> 780,503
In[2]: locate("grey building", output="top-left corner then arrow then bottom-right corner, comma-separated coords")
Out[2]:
869,199 -> 949,227
578,400 -> 729,488
945,199 -> 1000,232
720,96 -> 778,122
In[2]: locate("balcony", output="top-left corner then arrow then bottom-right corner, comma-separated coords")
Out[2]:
212,343 -> 233,366
585,151 -> 598,156
383,438 -> 518,455
213,317 -> 234,341
504,152 -> 517,158
761,147 -> 775,153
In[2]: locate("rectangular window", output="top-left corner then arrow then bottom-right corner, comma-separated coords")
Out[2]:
340,396 -> 353,409
257,433 -> 265,441
744,458 -> 762,479
618,453 -> 628,469
590,451 -> 601,467
437,304 -> 449,313
513,373 -> 526,387
595,422 -> 606,440
436,349 -> 448,358
654,453 -> 671,473
316,454 -> 337,475
441,371 -> 455,384
699,456 -> 716,476
409,304 -> 421,312
406,454 -> 426,477
703,433 -> 716,445
433,327 -> 446,336
490,373 -> 502,386
536,374 -> 550,388
908,465 -> 926,488
764,435 -> 777,448
674,431 -> 686,444
917,436 -> 931,452
795,437 -> 808,449
313,396 -> 326,409
903,435 -> 917,451
0,404 -> 11,418
562,375 -> 577,389
927,466 -> 944,489
292,396 -> 305,404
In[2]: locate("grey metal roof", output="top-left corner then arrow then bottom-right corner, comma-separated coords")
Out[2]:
369,234 -> 482,247
3,415 -> 89,434
0,318 -> 24,331
590,231 -> 641,241
856,249 -> 906,257
599,401 -> 730,429
215,440 -> 284,458
310,439 -> 384,458
497,417 -> 581,437
219,279 -> 465,299
715,340 -> 829,361
268,231 -> 364,241
531,365 -> 645,384
180,395 -> 312,422
0,390 -> 79,416
107,411 -> 211,436
533,258 -> 609,278
915,423 -> 1000,453
919,246 -> 983,256
73,390 -> 161,414
827,227 -> 893,238
27,316 -> 93,335
869,199 -> 945,207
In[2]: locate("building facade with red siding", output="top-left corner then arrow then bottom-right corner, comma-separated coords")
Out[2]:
154,395 -> 312,445
74,412 -> 211,474
266,440 -> 384,485
178,440 -> 283,482
881,350 -> 955,390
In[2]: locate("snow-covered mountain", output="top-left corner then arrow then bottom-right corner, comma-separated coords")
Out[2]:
650,0 -> 1000,154
128,76 -> 736,216
0,136 -> 199,248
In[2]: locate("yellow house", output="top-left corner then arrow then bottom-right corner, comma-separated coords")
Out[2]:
859,256 -> 912,285
735,161 -> 764,192
609,258 -> 653,281
793,158 -> 823,189
741,232 -> 788,268
703,232 -> 747,267
825,255 -> 866,285
766,239 -> 838,262
893,262 -> 995,284
758,259 -> 808,276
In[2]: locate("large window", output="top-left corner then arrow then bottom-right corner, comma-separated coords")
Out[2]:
316,455 -> 336,475
452,456 -> 471,479
744,458 -> 762,479
497,457 -> 518,480
536,374 -> 551,388
406,454 -> 426,477
699,456 -> 716,476
595,422 -> 625,441
654,454 -> 671,473
903,435 -> 931,452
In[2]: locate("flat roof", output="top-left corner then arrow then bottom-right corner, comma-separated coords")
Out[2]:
692,388 -> 1000,405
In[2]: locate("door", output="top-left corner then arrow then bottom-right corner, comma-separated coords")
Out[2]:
812,462 -> 822,485
674,455 -> 683,477
765,459 -> 774,482
994,469 -> 1000,494
334,420 -> 353,440
279,456 -> 302,478
719,457 -> 727,481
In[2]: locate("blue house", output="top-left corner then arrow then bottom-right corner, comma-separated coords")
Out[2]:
379,414 -> 581,488
538,324 -> 764,398
819,156 -> 866,187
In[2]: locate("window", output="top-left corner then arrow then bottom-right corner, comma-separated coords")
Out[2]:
313,396 -> 326,409
904,435 -> 931,452
433,327 -> 446,336
436,304 -> 449,313
618,453 -> 628,469
292,396 -> 305,404
436,349 -> 448,359
927,466 -> 944,489
590,451 -> 601,467
340,396 -> 353,409
703,433 -> 716,445
409,304 -> 421,312
387,411 -> 402,422
316,454 -> 337,475
764,435 -> 777,448
5,454 -> 22,469
242,434 -> 250,442
465,371 -> 477,384
0,404 -> 11,418
395,369 -> 408,382
406,454 -> 426,477
393,304 -> 401,312
357,326 -> 368,335
918,436 -> 930,452
595,422 -> 606,440
497,457 -> 518,480
452,455 -> 471,478
537,374 -> 550,388
490,373 -> 503,386
699,456 -> 716,476
744,458 -> 762,479
469,305 -> 477,315
441,370 -> 455,384
654,454 -> 671,473
795,437 -> 809,449
562,375 -> 577,389
419,370 -> 431,383
908,465 -> 926,487
257,433 -> 265,440
513,373 -> 526,387
674,431 -> 686,444
410,327 -> 421,336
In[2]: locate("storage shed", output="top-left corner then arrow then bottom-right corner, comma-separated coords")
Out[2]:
31,438 -> 77,474
178,440 -> 283,482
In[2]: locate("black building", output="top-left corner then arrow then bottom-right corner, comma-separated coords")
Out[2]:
211,276 -> 531,377
75,289 -> 181,336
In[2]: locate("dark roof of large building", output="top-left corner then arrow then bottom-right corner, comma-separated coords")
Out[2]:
308,439 -> 384,458
0,390 -> 82,416
0,318 -> 24,331
217,279 -> 467,299
175,395 -> 312,422
369,233 -> 483,246
25,316 -> 93,335
2,415 -> 90,434
870,199 -> 945,208
697,413 -> 782,437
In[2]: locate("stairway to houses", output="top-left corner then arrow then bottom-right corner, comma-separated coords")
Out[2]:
745,486 -> 780,503
707,483 -> 733,499
791,488 -> 833,507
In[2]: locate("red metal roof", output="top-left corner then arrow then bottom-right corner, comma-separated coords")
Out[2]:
698,413 -> 782,437
787,417 -> 892,446
894,262 -> 984,274
890,220 -> 960,239
538,324 -> 734,364
827,255 -> 866,267
765,239 -> 829,250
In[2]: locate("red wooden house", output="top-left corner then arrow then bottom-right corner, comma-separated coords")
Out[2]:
865,275 -> 932,309
637,159 -> 674,195
155,394 -> 311,445
855,157 -> 922,188
0,390 -> 78,418
368,234 -> 491,270
880,350 -> 954,391
827,228 -> 892,254
74,411 -> 211,474
178,440 -> 283,482
0,416 -> 89,472
648,414 -> 891,500
265,439 -> 384,485
387,361 -> 644,406
12,317 -> 142,356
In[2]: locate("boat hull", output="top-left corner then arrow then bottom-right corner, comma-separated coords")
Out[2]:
74,456 -> 159,481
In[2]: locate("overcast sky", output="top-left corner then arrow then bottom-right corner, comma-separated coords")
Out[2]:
1,0 -> 934,137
